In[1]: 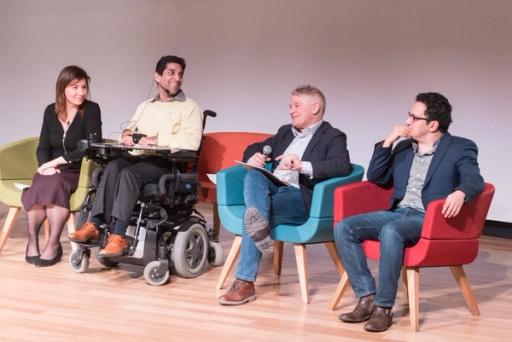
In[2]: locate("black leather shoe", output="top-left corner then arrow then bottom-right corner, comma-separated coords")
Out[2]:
339,294 -> 375,323
25,244 -> 40,264
35,243 -> 63,267
364,306 -> 393,332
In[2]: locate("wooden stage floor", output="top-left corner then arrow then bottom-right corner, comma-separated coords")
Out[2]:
1,202 -> 511,341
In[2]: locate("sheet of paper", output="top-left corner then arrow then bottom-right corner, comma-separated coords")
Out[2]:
235,160 -> 290,186
14,182 -> 30,191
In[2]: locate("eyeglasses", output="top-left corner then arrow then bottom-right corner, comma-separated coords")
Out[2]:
407,112 -> 430,122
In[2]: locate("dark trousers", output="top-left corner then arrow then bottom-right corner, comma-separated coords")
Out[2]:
91,157 -> 170,234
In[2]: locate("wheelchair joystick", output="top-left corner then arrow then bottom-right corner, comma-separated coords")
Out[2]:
132,133 -> 147,144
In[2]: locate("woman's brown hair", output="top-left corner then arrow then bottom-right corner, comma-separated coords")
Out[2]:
55,65 -> 90,122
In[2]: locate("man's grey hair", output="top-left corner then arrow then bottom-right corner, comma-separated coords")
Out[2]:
292,85 -> 326,115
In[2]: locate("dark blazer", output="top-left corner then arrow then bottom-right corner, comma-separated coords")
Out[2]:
243,121 -> 351,211
37,100 -> 102,170
367,132 -> 484,209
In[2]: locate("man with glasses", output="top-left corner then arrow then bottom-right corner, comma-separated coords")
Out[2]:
333,92 -> 484,332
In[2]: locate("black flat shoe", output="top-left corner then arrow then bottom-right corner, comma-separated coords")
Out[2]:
25,244 -> 40,264
35,243 -> 63,267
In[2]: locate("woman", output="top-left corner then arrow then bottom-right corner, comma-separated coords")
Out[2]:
22,65 -> 102,267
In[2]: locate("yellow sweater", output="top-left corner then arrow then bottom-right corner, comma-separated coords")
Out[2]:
126,93 -> 203,151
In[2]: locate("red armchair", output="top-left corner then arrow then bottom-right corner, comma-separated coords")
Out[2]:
198,132 -> 271,238
329,181 -> 495,331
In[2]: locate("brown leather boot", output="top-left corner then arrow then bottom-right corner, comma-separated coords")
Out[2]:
338,294 -> 375,323
218,279 -> 256,305
69,222 -> 101,243
98,234 -> 128,257
364,306 -> 393,332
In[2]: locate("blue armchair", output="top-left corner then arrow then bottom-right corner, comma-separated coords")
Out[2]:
215,163 -> 364,303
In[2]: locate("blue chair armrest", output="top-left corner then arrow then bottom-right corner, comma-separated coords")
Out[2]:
309,164 -> 365,218
216,165 -> 247,206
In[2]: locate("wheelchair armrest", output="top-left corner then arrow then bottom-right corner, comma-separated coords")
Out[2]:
169,149 -> 198,160
158,172 -> 198,197
159,174 -> 178,197
90,165 -> 104,188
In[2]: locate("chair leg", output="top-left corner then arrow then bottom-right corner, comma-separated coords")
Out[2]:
294,244 -> 309,304
213,203 -> 220,240
325,242 -> 345,275
0,207 -> 21,254
67,213 -> 77,252
274,240 -> 284,277
450,265 -> 480,316
406,267 -> 420,331
329,271 -> 350,310
401,267 -> 409,305
216,236 -> 242,290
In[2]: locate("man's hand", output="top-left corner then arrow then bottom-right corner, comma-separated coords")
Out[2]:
383,125 -> 410,148
139,136 -> 157,147
121,129 -> 134,146
247,152 -> 267,168
276,154 -> 302,171
442,190 -> 466,218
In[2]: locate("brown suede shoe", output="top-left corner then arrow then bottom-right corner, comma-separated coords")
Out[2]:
98,234 -> 128,257
69,222 -> 101,243
364,306 -> 393,332
338,294 -> 375,323
218,279 -> 256,305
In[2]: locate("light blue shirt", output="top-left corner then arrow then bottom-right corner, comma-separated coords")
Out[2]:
273,120 -> 323,188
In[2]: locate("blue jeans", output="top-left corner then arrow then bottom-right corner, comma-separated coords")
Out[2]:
235,170 -> 308,282
333,208 -> 424,307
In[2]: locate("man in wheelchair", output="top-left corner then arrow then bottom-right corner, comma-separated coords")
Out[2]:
69,55 -> 203,258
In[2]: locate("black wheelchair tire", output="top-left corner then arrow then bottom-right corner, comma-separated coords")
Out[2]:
172,223 -> 209,278
208,241 -> 224,267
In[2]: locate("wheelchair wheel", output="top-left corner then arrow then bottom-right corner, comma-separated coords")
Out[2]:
172,223 -> 209,278
208,241 -> 224,267
143,260 -> 170,286
69,249 -> 90,273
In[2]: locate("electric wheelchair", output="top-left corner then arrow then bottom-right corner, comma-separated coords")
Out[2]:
68,110 -> 223,286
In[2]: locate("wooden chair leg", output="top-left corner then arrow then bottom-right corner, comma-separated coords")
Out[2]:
274,240 -> 284,276
450,265 -> 480,316
67,213 -> 77,252
213,203 -> 220,240
216,236 -> 242,290
325,241 -> 345,275
329,271 -> 351,310
0,207 -> 21,254
406,267 -> 420,331
43,219 -> 50,244
294,244 -> 309,304
401,267 -> 409,305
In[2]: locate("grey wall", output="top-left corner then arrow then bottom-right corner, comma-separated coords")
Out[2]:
1,0 -> 510,221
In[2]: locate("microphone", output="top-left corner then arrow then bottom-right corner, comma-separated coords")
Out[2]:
263,145 -> 273,171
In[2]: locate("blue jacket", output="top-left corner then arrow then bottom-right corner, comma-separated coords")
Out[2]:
367,132 -> 484,209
